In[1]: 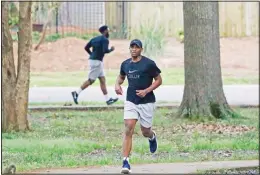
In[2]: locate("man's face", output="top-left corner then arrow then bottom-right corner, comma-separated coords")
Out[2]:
130,44 -> 142,57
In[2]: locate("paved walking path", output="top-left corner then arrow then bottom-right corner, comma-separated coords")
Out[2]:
27,160 -> 258,174
29,85 -> 259,106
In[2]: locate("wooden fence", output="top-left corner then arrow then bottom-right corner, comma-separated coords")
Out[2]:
106,2 -> 259,38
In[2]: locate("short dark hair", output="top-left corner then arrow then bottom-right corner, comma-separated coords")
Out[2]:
99,25 -> 109,33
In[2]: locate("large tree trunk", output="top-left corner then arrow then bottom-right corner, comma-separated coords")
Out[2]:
2,2 -> 18,131
2,2 -> 32,132
178,2 -> 236,119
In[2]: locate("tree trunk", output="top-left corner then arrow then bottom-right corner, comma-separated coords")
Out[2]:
178,2 -> 236,119
15,1 -> 32,130
2,2 -> 18,131
2,2 -> 32,132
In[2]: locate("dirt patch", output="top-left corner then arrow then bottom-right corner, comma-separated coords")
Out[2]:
12,37 -> 258,74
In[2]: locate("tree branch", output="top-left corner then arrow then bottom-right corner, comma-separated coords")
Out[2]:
2,2 -> 16,80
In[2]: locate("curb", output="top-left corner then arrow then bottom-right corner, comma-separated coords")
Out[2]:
28,104 -> 259,112
200,166 -> 259,174
193,160 -> 259,173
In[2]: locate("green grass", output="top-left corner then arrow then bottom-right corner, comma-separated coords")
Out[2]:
2,108 -> 258,172
29,68 -> 258,87
28,100 -> 177,106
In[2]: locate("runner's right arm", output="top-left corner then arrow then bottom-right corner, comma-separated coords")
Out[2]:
116,74 -> 125,85
115,62 -> 126,95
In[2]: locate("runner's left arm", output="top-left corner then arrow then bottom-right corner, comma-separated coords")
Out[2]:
102,39 -> 114,54
145,61 -> 162,93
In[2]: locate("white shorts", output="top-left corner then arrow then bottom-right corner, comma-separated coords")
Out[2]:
124,101 -> 156,128
88,59 -> 105,80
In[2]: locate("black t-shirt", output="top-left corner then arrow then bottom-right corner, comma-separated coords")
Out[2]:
120,56 -> 161,105
84,35 -> 112,61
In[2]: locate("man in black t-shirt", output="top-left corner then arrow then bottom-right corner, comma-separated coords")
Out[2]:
115,39 -> 162,174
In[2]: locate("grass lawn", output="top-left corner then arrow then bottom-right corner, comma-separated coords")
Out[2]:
29,68 -> 258,87
2,108 -> 258,172
28,100 -> 177,106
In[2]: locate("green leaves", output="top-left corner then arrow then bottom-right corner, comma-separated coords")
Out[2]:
132,17 -> 166,58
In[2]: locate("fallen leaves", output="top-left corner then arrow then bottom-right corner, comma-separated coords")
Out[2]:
171,123 -> 255,135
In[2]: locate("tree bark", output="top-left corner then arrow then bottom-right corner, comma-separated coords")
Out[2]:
2,2 -> 32,132
178,2 -> 236,119
15,1 -> 32,130
2,2 -> 18,131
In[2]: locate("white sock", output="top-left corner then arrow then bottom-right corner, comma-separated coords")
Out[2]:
149,133 -> 155,140
123,157 -> 129,162
77,88 -> 82,95
104,94 -> 110,101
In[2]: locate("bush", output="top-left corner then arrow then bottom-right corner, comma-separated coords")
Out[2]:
45,33 -> 62,42
131,18 -> 166,58
109,24 -> 128,39
31,32 -> 100,43
32,31 -> 41,43
11,34 -> 18,42
177,29 -> 184,43
80,32 -> 99,40
64,32 -> 79,37
8,16 -> 18,27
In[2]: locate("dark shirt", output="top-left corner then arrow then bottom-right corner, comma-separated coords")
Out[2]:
84,35 -> 112,61
120,56 -> 161,105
